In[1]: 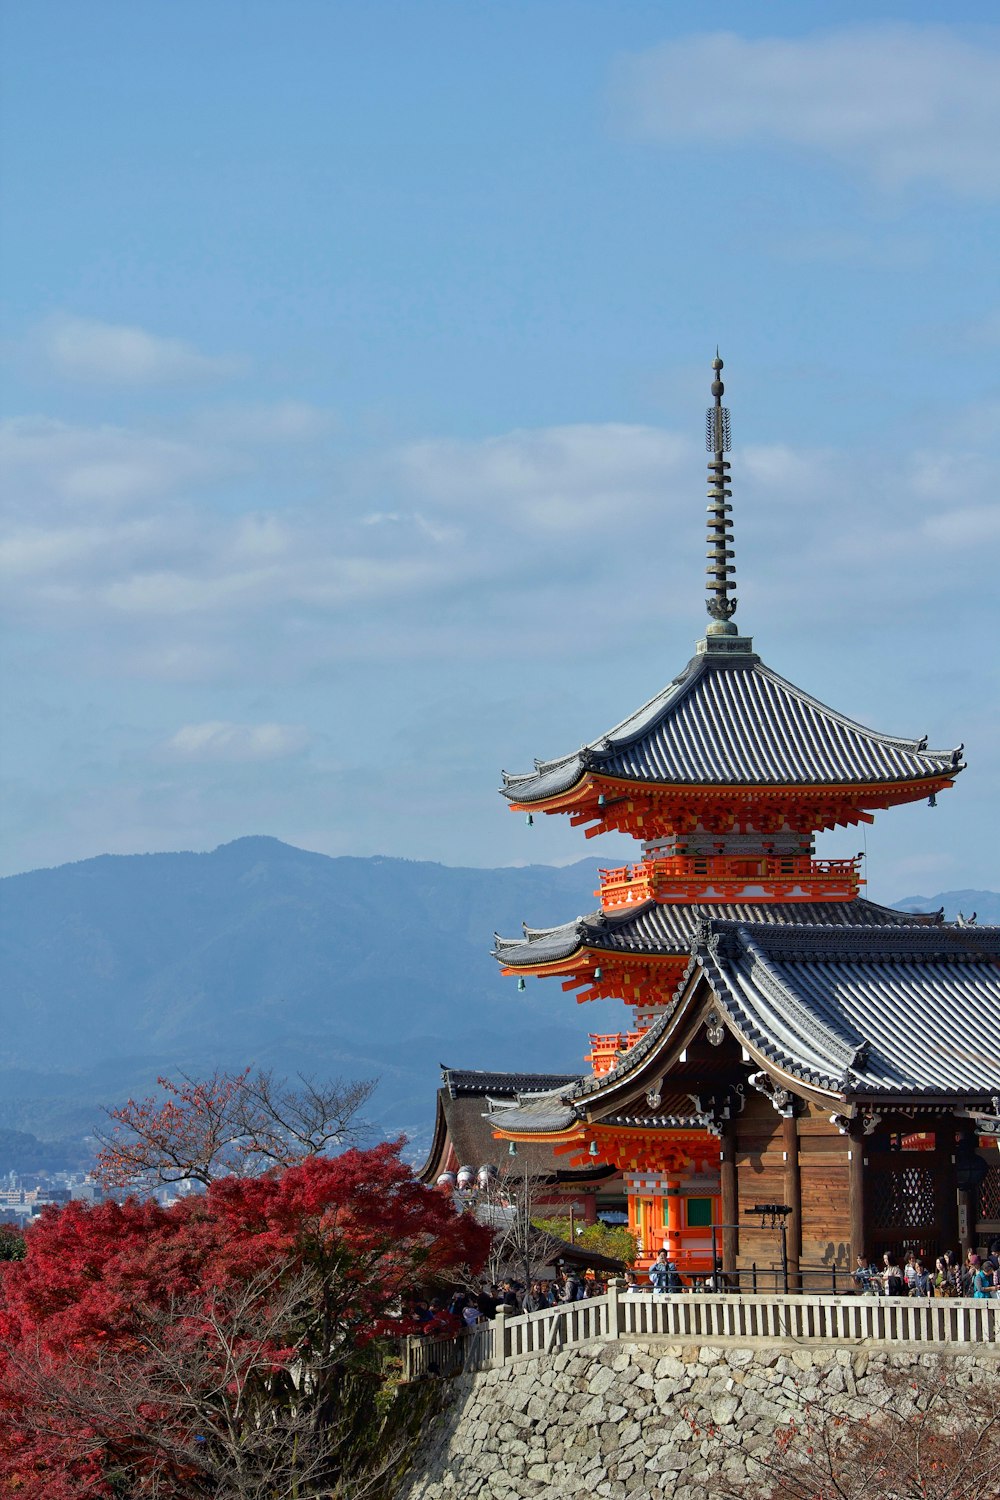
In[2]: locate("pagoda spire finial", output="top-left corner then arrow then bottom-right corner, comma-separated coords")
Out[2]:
705,352 -> 737,631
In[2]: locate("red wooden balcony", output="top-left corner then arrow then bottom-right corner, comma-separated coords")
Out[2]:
597,854 -> 863,910
586,1028 -> 650,1077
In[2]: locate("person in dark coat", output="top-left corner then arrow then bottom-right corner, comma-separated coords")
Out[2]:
476,1285 -> 498,1320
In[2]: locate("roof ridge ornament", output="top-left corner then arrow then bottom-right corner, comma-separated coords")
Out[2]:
705,351 -> 738,635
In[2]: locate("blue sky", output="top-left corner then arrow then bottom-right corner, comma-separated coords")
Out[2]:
2,2 -> 998,902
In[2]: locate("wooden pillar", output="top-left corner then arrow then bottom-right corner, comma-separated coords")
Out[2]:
936,1119 -> 959,1257
664,1180 -> 682,1260
582,1192 -> 598,1226
783,1112 -> 802,1289
848,1122 -> 867,1264
956,1121 -> 977,1258
720,1117 -> 739,1277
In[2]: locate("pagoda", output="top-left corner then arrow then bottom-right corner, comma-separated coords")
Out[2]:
496,355 -> 962,1071
485,357 -> 1000,1277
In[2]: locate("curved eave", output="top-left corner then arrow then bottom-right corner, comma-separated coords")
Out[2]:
498,945 -> 684,979
500,646 -> 964,806
570,964 -> 847,1118
693,926 -> 1000,1102
491,1124 -> 582,1146
416,1091 -> 452,1184
493,918 -> 587,971
487,1106 -> 579,1141
504,769 -> 959,817
493,898 -> 945,972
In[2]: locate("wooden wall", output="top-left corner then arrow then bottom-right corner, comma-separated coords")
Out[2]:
798,1105 -> 851,1268
734,1095 -> 852,1272
734,1091 -> 786,1270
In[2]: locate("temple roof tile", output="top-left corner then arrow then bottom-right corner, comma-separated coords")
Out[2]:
698,920 -> 1000,1098
501,648 -> 963,804
494,896 -> 940,969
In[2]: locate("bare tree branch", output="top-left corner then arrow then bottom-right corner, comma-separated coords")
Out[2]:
4,1261 -> 418,1500
94,1068 -> 376,1189
707,1365 -> 1000,1500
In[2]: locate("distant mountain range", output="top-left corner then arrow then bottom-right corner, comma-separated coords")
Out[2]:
0,838 -> 615,1156
896,890 -> 1000,924
0,837 -> 996,1164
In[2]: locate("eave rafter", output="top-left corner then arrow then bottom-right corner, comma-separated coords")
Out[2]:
491,1117 -> 719,1175
501,949 -> 687,1007
509,773 -> 956,839
554,1124 -> 720,1174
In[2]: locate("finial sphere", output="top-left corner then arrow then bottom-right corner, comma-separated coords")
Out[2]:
712,355 -> 724,370
711,379 -> 724,397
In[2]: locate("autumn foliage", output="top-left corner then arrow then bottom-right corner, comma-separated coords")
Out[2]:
95,1067 -> 376,1188
0,1142 -> 489,1498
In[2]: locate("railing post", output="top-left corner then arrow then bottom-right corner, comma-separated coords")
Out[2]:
494,1306 -> 508,1367
606,1277 -> 623,1338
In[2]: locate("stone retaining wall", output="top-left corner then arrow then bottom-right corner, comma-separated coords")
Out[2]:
396,1337 -> 999,1500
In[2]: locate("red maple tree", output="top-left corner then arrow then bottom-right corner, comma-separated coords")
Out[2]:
0,1142 -> 489,1498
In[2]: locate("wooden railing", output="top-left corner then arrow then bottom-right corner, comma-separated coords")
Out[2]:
585,1029 -> 649,1076
596,855 -> 863,909
401,1288 -> 999,1381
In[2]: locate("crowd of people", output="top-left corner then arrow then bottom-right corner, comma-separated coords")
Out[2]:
412,1239 -> 1000,1340
852,1242 -> 1000,1298
410,1266 -> 610,1337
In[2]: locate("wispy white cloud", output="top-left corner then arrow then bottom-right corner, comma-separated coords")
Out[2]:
397,424 -> 690,529
0,397 -> 993,691
0,416 -> 228,513
193,400 -> 336,444
614,25 -> 1000,197
164,721 -> 311,762
34,314 -> 244,385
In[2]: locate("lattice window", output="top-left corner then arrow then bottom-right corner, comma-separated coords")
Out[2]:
870,1166 -> 936,1230
979,1163 -> 1000,1223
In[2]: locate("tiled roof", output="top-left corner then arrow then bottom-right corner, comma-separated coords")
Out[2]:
697,920 -> 1000,1098
500,642 -> 963,802
494,897 -> 938,968
485,1099 -> 579,1135
441,1066 -> 581,1099
602,1113 -> 704,1129
484,1100 -> 706,1137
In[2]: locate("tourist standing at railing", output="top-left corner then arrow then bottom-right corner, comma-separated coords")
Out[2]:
880,1253 -> 905,1297
521,1281 -> 549,1313
648,1250 -> 684,1294
423,1298 -> 462,1338
702,1261 -> 725,1293
556,1266 -> 584,1302
648,1249 -> 670,1293
908,1260 -> 933,1296
851,1255 -> 878,1294
933,1256 -> 954,1297
968,1254 -> 992,1298
498,1279 -> 520,1311
476,1285 -> 498,1320
983,1242 -> 1000,1286
960,1250 -> 978,1295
